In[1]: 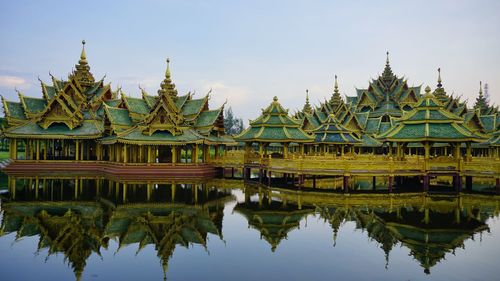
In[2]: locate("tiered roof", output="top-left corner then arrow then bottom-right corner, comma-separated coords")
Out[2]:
377,87 -> 487,143
313,114 -> 361,145
235,96 -> 313,143
1,42 -> 233,146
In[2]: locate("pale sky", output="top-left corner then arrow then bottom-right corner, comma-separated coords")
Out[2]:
1,0 -> 499,123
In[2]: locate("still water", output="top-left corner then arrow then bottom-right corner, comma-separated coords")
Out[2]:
1,175 -> 500,281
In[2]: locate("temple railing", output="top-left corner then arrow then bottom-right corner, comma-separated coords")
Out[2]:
231,153 -> 500,176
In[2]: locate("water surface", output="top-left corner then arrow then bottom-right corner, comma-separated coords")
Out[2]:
1,176 -> 499,281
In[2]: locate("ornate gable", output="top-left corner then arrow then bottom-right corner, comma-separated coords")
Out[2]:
142,59 -> 184,136
37,89 -> 83,130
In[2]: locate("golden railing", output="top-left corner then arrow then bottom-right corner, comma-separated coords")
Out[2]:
216,153 -> 500,176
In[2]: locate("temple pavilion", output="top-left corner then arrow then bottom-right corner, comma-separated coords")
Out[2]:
235,96 -> 313,157
1,41 -> 234,165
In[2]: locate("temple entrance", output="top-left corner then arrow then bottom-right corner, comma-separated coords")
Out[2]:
158,146 -> 172,163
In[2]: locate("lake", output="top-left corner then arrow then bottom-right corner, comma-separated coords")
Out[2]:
1,176 -> 500,281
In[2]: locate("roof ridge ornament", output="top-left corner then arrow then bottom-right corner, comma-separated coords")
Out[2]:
437,67 -> 442,88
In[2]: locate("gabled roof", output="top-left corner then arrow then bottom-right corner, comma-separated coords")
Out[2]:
313,114 -> 361,144
235,96 -> 313,143
377,88 -> 487,143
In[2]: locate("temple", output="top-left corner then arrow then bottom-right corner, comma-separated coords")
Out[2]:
1,41 -> 233,177
1,45 -> 499,192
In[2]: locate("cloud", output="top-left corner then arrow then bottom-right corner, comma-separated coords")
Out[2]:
201,81 -> 250,107
0,75 -> 31,89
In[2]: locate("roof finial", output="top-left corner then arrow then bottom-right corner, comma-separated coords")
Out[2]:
479,81 -> 483,95
334,74 -> 339,94
386,51 -> 390,65
165,58 -> 171,78
80,40 -> 87,62
437,68 -> 442,88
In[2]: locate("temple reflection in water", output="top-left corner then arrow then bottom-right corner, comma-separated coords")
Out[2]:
1,174 -> 499,280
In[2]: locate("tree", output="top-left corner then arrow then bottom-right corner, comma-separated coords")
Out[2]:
224,107 -> 244,135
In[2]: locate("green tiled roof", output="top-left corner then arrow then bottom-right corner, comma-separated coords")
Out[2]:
175,94 -> 190,109
104,99 -> 122,107
235,97 -> 313,143
314,115 -> 360,144
125,96 -> 150,115
195,108 -> 222,128
182,98 -> 206,117
4,120 -> 102,138
115,127 -> 204,144
479,115 -> 496,132
143,94 -> 157,107
106,106 -> 133,126
21,96 -> 46,114
6,102 -> 26,119
365,118 -> 381,134
377,92 -> 486,143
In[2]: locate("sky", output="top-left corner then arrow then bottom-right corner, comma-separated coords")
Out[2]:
0,0 -> 499,123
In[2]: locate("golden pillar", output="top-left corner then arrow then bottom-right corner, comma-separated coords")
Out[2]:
123,144 -> 128,163
283,143 -> 289,158
466,142 -> 472,161
171,146 -> 177,163
147,146 -> 152,163
75,140 -> 80,161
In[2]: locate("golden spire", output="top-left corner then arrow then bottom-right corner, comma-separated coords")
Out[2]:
479,81 -> 483,95
79,40 -> 87,64
329,74 -> 343,108
165,58 -> 171,78
437,67 -> 442,88
158,58 -> 178,97
303,89 -> 312,114
71,40 -> 94,87
334,74 -> 339,95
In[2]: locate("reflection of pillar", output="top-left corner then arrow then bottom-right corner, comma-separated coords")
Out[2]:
343,176 -> 349,193
388,176 -> 393,193
424,208 -> 430,224
465,176 -> 473,192
147,183 -> 152,201
268,171 -> 272,186
35,176 -> 39,199
372,176 -> 376,191
123,183 -> 127,203
171,184 -> 176,202
496,178 -> 500,194
74,178 -> 79,199
423,175 -> 429,192
194,184 -> 199,204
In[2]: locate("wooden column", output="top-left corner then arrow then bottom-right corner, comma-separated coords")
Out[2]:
193,144 -> 199,163
75,140 -> 80,161
283,143 -> 289,158
171,146 -> 177,163
147,146 -> 152,164
466,142 -> 472,161
424,142 -> 430,159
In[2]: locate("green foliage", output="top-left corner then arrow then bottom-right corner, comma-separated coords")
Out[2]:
224,107 -> 244,135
